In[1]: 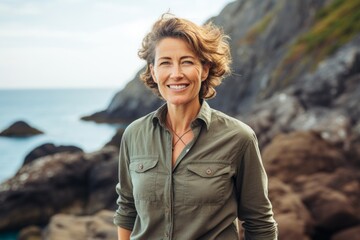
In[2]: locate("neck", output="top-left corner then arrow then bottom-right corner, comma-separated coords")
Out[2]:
166,101 -> 201,133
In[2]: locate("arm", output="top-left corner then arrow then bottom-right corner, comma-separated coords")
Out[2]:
118,227 -> 131,240
113,130 -> 137,235
236,132 -> 278,239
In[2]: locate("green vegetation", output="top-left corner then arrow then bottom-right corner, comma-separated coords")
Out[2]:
242,11 -> 275,44
286,0 -> 360,65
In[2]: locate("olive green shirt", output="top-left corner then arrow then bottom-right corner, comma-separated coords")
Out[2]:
114,101 -> 277,240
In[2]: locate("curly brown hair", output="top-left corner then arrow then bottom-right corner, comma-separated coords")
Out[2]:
138,14 -> 232,99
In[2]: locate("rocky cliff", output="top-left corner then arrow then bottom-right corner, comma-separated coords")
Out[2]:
85,0 -> 360,122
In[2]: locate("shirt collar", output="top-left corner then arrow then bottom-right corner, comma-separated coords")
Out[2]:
152,100 -> 211,130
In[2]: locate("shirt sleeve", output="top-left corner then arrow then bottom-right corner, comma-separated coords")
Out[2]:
113,130 -> 137,230
236,132 -> 278,240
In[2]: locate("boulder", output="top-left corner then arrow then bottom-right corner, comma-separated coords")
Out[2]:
0,121 -> 43,137
23,143 -> 83,166
43,210 -> 117,240
301,187 -> 358,233
269,178 -> 314,240
85,146 -> 119,214
0,146 -> 118,231
240,93 -> 305,147
262,131 -> 346,182
292,168 -> 360,234
289,109 -> 352,147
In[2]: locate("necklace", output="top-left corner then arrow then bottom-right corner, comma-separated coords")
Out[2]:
167,119 -> 192,150
171,128 -> 192,149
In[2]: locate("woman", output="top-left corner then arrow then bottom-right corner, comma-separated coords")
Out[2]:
114,14 -> 277,240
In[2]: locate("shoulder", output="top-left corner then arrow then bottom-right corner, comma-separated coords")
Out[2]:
209,108 -> 256,142
122,111 -> 156,141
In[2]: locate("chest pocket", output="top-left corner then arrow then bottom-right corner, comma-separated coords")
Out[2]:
184,163 -> 231,205
129,156 -> 158,201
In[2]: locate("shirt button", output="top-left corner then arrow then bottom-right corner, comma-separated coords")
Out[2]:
206,168 -> 212,175
138,164 -> 143,170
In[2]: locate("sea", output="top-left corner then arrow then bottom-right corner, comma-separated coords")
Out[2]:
0,88 -> 122,184
0,88 -> 123,240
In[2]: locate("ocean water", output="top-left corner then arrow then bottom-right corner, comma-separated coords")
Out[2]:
0,88 -> 121,184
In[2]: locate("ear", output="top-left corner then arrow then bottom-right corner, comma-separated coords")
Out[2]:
201,63 -> 210,81
150,64 -> 157,83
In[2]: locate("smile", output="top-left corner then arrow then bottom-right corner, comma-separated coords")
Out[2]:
167,84 -> 189,90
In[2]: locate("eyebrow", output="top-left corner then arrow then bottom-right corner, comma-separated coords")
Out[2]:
157,56 -> 196,61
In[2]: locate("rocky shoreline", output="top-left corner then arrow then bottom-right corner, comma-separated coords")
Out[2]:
1,126 -> 359,239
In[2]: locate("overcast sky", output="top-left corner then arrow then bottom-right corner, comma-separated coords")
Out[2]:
0,0 -> 234,90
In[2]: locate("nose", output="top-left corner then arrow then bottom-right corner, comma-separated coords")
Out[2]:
170,64 -> 183,79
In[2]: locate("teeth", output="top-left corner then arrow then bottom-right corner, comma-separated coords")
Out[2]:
168,85 -> 187,89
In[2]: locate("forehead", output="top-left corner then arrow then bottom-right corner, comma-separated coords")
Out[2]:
154,37 -> 197,58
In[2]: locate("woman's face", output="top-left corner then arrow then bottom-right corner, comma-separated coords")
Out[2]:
150,37 -> 209,108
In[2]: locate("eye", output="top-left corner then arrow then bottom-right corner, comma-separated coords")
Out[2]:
159,61 -> 170,66
182,60 -> 194,65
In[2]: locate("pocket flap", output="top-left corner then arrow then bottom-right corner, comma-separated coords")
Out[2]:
130,157 -> 158,173
187,163 -> 230,178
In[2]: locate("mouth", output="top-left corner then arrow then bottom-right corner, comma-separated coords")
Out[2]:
167,84 -> 189,90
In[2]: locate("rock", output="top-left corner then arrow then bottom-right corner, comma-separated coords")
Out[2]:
269,178 -> 314,240
0,121 -> 44,137
331,225 -> 360,240
290,109 -> 352,147
83,0 -> 331,121
347,121 -> 360,167
23,143 -> 83,166
295,45 -> 360,108
334,74 -> 360,123
85,146 -> 119,214
43,210 -> 117,240
240,93 -> 305,147
18,225 -> 42,240
82,69 -> 163,124
292,168 -> 360,237
262,131 -> 346,183
0,147 -> 118,231
301,187 -> 358,233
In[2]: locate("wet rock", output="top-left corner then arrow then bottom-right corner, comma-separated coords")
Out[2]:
0,121 -> 44,137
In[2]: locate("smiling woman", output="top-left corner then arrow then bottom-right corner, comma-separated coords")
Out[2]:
150,38 -> 209,108
113,14 -> 278,240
